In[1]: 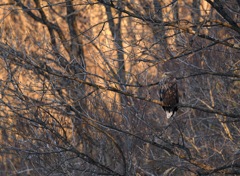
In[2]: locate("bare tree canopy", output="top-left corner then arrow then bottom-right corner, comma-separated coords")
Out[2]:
0,0 -> 239,175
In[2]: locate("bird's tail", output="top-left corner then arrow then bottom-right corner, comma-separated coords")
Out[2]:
165,110 -> 175,119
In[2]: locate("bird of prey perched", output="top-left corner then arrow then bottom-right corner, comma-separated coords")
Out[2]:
159,73 -> 179,118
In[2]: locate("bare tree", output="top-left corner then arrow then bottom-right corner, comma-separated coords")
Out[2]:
0,0 -> 239,175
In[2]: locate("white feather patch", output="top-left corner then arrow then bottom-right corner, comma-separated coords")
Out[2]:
166,111 -> 174,119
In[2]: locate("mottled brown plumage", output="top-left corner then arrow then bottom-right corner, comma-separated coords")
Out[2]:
159,75 -> 179,118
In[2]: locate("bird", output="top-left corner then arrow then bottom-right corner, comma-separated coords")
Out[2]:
159,73 -> 179,118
